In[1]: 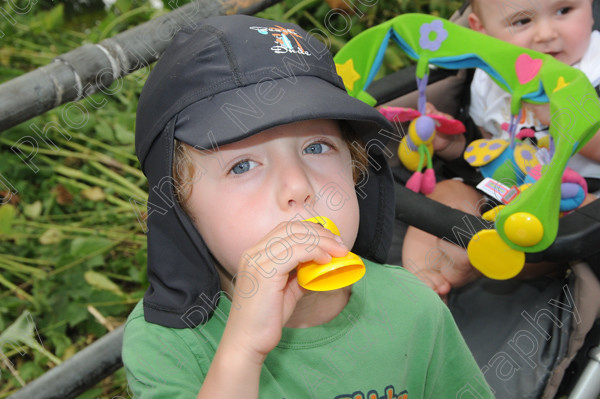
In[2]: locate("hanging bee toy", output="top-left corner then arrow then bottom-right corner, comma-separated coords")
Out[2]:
379,90 -> 466,194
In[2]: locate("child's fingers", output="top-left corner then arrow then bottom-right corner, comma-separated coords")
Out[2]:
283,220 -> 349,264
284,272 -> 307,302
240,220 -> 349,277
439,293 -> 449,305
226,221 -> 349,355
435,280 -> 451,296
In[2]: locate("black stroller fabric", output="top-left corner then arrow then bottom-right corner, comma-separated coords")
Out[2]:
448,275 -> 575,398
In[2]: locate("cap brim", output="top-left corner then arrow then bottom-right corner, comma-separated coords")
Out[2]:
173,75 -> 392,149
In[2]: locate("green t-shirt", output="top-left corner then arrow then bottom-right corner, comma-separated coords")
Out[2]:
123,260 -> 494,398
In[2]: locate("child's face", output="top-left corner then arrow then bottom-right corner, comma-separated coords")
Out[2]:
471,0 -> 594,66
184,119 -> 360,276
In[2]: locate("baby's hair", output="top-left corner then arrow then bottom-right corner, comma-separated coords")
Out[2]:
172,121 -> 369,212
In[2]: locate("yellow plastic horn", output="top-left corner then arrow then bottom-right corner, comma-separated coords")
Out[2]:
296,217 -> 365,291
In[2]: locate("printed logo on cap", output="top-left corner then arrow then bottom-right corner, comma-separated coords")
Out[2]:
249,25 -> 312,56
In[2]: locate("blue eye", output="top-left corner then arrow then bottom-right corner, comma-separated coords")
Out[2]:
303,142 -> 331,155
230,160 -> 257,175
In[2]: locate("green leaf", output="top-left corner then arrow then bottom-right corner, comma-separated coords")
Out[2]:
80,186 -> 106,202
257,3 -> 285,20
64,303 -> 89,328
116,0 -> 133,12
0,310 -> 61,365
84,270 -> 125,297
23,200 -> 43,219
86,254 -> 107,268
47,331 -> 72,358
39,228 -> 64,245
17,361 -> 45,382
0,204 -> 16,235
95,120 -> 115,141
77,387 -> 104,399
113,123 -> 135,144
43,4 -> 65,31
69,237 -> 113,258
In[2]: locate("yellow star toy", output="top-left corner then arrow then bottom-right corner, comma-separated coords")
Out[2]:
335,59 -> 361,91
553,76 -> 570,93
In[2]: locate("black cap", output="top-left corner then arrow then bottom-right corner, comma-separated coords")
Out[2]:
135,14 -> 395,328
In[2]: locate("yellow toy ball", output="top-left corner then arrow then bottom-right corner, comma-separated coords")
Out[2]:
398,139 -> 428,171
467,229 -> 525,280
504,212 -> 544,247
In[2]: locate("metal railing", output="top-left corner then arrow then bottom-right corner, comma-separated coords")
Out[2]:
0,0 -> 281,133
8,326 -> 125,399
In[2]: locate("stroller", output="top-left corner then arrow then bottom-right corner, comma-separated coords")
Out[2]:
334,4 -> 600,399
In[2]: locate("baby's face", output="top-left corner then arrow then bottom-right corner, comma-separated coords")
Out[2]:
184,119 -> 360,276
472,0 -> 593,66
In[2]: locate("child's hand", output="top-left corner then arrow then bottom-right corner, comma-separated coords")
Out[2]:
220,220 -> 349,363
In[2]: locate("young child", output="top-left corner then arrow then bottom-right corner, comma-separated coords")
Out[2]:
122,14 -> 493,398
402,0 -> 600,298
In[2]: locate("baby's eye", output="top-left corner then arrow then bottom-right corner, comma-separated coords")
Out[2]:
229,159 -> 258,175
557,7 -> 572,16
508,11 -> 532,27
303,142 -> 332,155
512,17 -> 531,27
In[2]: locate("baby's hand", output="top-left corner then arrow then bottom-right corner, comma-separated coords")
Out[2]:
405,239 -> 481,303
221,220 -> 348,363
525,102 -> 551,126
425,102 -> 452,119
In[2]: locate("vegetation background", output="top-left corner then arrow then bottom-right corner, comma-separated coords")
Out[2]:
0,0 -> 461,397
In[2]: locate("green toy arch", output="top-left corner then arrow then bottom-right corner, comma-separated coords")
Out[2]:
334,13 -> 600,253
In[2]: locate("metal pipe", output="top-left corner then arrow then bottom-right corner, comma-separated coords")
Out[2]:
8,325 -> 124,399
0,0 -> 281,133
569,346 -> 600,399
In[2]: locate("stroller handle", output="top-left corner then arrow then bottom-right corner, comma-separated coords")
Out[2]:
394,179 -> 600,263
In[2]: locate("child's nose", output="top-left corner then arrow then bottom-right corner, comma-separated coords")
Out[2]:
533,21 -> 558,43
276,161 -> 315,210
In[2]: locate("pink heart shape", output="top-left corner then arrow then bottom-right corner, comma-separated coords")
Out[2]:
515,54 -> 543,85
